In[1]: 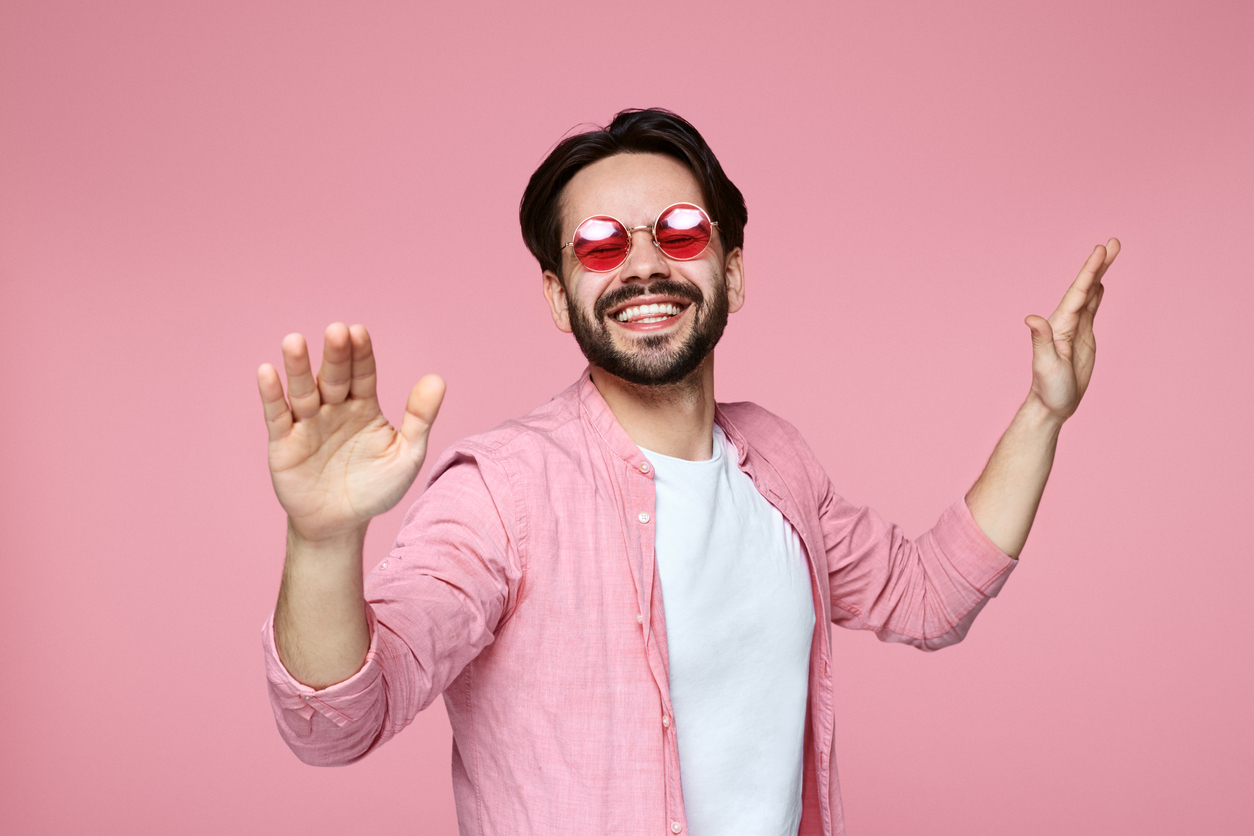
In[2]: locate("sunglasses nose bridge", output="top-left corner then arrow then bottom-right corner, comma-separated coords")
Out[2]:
622,224 -> 663,256
617,224 -> 668,277
625,224 -> 657,245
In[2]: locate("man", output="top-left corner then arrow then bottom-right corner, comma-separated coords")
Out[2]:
257,108 -> 1117,835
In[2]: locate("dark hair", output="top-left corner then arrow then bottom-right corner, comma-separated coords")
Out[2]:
519,108 -> 747,280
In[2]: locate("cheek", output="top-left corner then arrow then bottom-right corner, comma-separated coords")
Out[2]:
576,275 -> 618,310
682,263 -> 722,297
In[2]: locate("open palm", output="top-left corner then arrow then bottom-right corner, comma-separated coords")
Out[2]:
256,323 -> 445,542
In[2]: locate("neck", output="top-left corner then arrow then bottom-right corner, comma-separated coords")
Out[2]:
589,354 -> 717,461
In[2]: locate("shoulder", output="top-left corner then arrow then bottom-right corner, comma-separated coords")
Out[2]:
718,400 -> 830,491
425,380 -> 586,486
718,400 -> 811,449
718,400 -> 799,432
406,384 -> 587,552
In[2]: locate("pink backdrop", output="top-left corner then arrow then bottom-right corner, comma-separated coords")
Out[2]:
3,1 -> 1251,834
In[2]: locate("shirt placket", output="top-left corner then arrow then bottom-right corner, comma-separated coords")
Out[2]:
735,452 -> 836,835
623,453 -> 690,836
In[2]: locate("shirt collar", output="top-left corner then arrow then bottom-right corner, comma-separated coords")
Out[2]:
575,367 -> 752,470
577,368 -> 649,471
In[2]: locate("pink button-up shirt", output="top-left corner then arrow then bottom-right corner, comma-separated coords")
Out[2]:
263,370 -> 1017,836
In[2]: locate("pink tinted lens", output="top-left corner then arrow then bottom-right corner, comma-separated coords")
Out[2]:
654,204 -> 711,259
572,216 -> 630,271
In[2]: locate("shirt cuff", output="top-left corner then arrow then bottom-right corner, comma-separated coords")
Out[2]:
932,497 -> 1018,598
261,605 -> 383,729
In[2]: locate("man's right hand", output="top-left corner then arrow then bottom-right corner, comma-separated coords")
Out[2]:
257,322 -> 445,543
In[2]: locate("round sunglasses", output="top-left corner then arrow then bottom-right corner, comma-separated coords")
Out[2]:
562,202 -> 719,272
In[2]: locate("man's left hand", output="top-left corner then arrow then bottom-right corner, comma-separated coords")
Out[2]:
1024,238 -> 1120,422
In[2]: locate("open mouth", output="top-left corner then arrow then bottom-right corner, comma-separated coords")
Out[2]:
612,302 -> 688,325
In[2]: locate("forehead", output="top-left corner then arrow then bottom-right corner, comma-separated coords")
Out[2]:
560,152 -> 704,234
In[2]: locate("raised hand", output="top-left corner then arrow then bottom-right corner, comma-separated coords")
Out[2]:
256,323 -> 445,543
1024,238 -> 1119,422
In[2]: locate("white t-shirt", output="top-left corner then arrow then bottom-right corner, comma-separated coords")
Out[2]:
639,424 -> 816,836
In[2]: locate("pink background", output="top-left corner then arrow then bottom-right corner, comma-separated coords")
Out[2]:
2,1 -> 1251,834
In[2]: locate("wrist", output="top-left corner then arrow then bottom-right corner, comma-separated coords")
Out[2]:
286,518 -> 369,556
1020,393 -> 1067,437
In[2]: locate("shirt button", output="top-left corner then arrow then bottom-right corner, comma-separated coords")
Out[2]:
381,560 -> 389,569
662,714 -> 670,728
638,512 -> 650,524
637,613 -> 644,624
302,695 -> 310,701
639,461 -> 651,473
671,823 -> 683,833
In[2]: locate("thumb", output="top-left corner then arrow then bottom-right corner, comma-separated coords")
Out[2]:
1025,315 -> 1058,363
399,373 -> 446,448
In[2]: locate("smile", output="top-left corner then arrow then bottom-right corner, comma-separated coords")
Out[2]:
614,303 -> 685,324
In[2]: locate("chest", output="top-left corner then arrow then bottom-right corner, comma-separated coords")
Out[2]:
646,445 -> 817,669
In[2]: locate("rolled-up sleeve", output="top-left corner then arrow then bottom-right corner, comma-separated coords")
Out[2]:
822,483 -> 1017,651
261,445 -> 522,765
262,605 -> 389,763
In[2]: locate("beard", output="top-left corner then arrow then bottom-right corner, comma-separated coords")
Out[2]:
565,273 -> 730,387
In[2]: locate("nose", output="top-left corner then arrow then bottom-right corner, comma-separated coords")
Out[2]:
617,226 -> 669,284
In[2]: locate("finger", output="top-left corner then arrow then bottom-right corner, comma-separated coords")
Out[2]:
1076,292 -> 1098,352
1073,297 -> 1099,383
1073,284 -> 1103,364
1026,314 -> 1059,363
399,374 -> 446,450
1093,237 -> 1120,283
1052,245 -> 1107,320
348,324 -> 378,401
281,333 -> 322,420
316,322 -> 353,405
256,363 -> 293,441
1087,281 -> 1106,315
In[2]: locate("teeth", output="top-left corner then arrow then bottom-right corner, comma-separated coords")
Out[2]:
615,303 -> 682,322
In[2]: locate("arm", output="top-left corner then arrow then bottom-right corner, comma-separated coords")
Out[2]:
817,237 -> 1120,647
823,485 -> 1017,651
261,448 -> 517,766
257,323 -> 444,689
965,239 -> 1119,558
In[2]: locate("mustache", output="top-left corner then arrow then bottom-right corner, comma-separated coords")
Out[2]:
593,280 -> 704,321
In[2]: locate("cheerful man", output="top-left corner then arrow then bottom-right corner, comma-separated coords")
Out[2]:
257,108 -> 1118,836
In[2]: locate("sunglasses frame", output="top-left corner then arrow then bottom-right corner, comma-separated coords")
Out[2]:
561,202 -> 719,273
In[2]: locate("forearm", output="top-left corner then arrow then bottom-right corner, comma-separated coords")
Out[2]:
274,520 -> 372,689
964,395 -> 1064,559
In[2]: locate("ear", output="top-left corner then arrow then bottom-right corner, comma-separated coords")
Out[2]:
723,247 -> 745,313
542,269 -> 573,333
